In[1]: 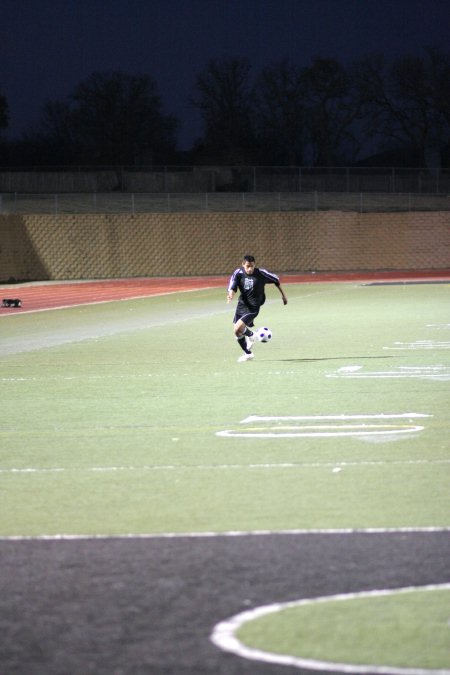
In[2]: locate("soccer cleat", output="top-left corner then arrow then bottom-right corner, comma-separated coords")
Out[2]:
237,352 -> 255,362
246,337 -> 253,351
247,332 -> 257,342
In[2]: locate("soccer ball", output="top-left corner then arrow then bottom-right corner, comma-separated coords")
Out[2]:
257,326 -> 272,342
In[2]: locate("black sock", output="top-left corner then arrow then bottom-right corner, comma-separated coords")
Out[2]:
243,328 -> 254,337
237,336 -> 251,353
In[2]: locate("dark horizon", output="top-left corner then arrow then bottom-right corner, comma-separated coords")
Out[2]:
2,0 -> 450,151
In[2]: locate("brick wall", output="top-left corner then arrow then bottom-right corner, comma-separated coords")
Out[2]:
1,211 -> 449,282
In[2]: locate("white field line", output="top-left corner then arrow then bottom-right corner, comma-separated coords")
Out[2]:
327,366 -> 450,380
241,414 -> 432,421
4,282 -> 324,356
0,307 -> 231,356
217,427 -> 426,438
383,341 -> 450,350
0,375 -> 159,381
0,278 -> 348,318
0,284 -> 226,317
1,527 -> 450,541
3,367 -> 450,382
0,282 -> 350,355
210,583 -> 450,675
1,458 -> 449,475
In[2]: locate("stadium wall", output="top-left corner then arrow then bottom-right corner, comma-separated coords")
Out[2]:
1,211 -> 449,282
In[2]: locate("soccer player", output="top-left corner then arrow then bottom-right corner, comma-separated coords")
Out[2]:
227,254 -> 288,362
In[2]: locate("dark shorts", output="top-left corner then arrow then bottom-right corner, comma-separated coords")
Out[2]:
233,299 -> 260,327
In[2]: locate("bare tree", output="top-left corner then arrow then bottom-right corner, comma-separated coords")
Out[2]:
29,72 -> 178,165
0,93 -> 9,131
302,57 -> 362,166
254,59 -> 308,165
191,57 -> 256,163
355,48 -> 450,168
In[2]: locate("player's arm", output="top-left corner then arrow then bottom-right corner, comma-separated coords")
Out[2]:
260,268 -> 287,305
277,283 -> 288,305
227,269 -> 240,303
227,289 -> 235,303
227,280 -> 237,303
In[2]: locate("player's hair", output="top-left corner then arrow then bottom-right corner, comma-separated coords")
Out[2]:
243,255 -> 255,263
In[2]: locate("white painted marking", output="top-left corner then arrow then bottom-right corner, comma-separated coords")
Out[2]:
1,527 -> 450,541
217,426 -> 425,438
1,458 -> 449,475
217,414 -> 431,438
0,307 -> 230,355
211,583 -> 450,675
384,341 -> 450,350
241,414 -> 431,422
0,284 -> 225,317
328,366 -> 450,381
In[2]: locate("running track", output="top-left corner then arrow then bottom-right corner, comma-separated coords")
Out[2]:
1,269 -> 449,315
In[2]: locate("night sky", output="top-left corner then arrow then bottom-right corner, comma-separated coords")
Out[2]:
2,0 -> 450,150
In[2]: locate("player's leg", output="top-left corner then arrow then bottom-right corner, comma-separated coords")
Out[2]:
233,306 -> 259,360
234,318 -> 252,354
242,325 -> 256,342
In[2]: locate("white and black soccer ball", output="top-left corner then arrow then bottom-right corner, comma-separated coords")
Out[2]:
257,326 -> 272,342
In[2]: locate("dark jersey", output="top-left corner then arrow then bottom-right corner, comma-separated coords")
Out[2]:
228,267 -> 280,310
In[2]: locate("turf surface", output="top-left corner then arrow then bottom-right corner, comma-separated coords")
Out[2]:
1,281 -> 449,536
0,278 -> 449,673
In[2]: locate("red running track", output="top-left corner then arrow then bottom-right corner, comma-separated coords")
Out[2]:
0,270 -> 449,315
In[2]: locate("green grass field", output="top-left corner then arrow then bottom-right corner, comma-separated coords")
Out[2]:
1,280 -> 449,673
1,281 -> 449,536
234,585 -> 450,670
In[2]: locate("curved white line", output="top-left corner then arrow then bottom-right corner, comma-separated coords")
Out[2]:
211,584 -> 450,675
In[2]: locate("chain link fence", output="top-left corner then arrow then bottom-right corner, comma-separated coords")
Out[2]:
0,165 -> 449,194
1,190 -> 449,214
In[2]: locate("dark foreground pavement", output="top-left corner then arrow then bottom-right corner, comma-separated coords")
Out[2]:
0,531 -> 449,675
